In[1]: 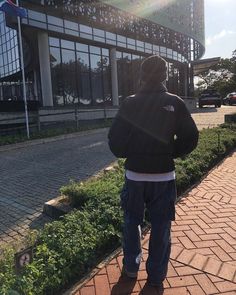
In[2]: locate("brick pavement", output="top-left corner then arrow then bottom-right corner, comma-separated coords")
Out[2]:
71,151 -> 236,295
0,129 -> 115,250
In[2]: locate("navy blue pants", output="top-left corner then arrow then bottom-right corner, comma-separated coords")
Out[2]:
120,178 -> 176,284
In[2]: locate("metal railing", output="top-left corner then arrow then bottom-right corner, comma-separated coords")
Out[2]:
0,105 -> 117,137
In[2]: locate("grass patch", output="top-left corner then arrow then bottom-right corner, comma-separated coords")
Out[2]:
1,125 -> 236,295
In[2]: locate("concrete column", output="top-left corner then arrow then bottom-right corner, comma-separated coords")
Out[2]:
110,48 -> 119,106
38,31 -> 53,106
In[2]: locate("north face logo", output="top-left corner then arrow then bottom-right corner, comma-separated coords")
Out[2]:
163,105 -> 175,112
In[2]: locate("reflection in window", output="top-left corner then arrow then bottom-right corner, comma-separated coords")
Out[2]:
77,51 -> 91,105
77,52 -> 89,71
117,52 -> 142,101
64,20 -> 78,31
61,39 -> 75,50
80,24 -> 92,34
76,42 -> 88,52
47,15 -> 63,26
50,47 -> 62,105
61,49 -> 77,105
49,37 -> 112,107
90,46 -> 101,55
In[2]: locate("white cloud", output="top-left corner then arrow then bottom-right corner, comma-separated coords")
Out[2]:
206,30 -> 236,45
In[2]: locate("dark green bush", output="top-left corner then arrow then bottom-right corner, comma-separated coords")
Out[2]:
1,125 -> 236,295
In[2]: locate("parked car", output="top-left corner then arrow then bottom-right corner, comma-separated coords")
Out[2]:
223,92 -> 236,105
198,89 -> 222,108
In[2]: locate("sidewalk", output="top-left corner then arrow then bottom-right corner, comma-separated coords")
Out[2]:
68,151 -> 236,295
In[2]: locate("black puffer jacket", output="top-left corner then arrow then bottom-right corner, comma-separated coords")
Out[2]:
108,83 -> 199,173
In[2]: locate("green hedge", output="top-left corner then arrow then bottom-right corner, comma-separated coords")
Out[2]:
1,125 -> 236,295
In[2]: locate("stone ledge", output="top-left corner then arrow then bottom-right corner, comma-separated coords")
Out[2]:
43,195 -> 73,219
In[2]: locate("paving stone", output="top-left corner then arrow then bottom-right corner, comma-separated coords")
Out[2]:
0,129 -> 115,247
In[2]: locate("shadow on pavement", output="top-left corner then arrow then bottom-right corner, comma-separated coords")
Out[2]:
110,275 -> 164,295
29,213 -> 53,230
111,276 -> 137,295
139,282 -> 164,295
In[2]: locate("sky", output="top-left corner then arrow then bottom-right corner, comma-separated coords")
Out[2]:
203,0 -> 236,59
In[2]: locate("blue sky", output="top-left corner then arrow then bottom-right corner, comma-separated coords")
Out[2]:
203,0 -> 236,59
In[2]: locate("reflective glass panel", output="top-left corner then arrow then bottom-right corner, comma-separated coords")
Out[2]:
61,40 -> 75,50
76,43 -> 89,52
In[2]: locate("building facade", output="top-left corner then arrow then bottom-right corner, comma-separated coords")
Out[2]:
0,0 -> 205,109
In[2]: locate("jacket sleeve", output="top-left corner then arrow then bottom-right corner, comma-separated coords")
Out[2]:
173,100 -> 199,158
108,100 -> 132,158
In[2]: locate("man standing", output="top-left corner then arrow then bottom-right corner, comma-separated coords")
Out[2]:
108,55 -> 198,288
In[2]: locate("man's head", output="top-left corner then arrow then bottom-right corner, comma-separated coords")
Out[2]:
140,55 -> 167,84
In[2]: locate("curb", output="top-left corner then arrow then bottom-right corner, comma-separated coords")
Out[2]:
0,128 -> 109,153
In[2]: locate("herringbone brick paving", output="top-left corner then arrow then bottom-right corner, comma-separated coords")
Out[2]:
71,151 -> 236,295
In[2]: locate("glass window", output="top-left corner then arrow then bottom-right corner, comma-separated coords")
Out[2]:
102,48 -> 109,56
137,41 -> 144,48
116,51 -> 122,59
80,24 -> 92,34
90,46 -> 101,55
28,10 -> 46,22
48,24 -> 64,33
160,46 -> 166,53
117,35 -> 126,43
153,45 -> 159,53
50,47 -> 63,105
65,29 -> 79,37
29,20 -> 47,29
7,50 -> 12,63
79,72 -> 91,105
127,38 -> 135,45
50,46 -> 61,66
61,39 -> 75,50
106,32 -> 116,40
47,15 -> 63,26
49,37 -> 60,47
61,49 -> 76,64
123,53 -> 132,61
167,48 -> 172,58
76,42 -> 89,52
102,56 -> 111,105
80,32 -> 93,40
106,39 -> 116,45
145,43 -> 152,49
127,38 -> 135,49
64,20 -> 78,31
61,49 -> 77,105
93,36 -> 105,42
90,54 -> 101,72
77,52 -> 90,71
93,28 -> 105,37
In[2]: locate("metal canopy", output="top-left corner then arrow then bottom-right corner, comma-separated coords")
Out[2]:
192,57 -> 221,75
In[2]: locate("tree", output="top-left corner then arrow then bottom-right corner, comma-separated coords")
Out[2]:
195,49 -> 236,97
